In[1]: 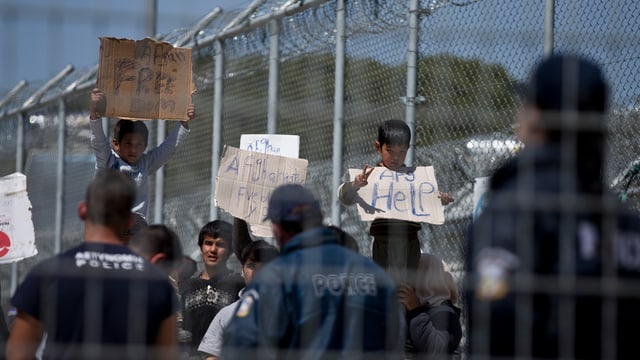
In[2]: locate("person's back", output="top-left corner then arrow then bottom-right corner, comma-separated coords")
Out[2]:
12,242 -> 176,359
223,184 -> 404,360
7,169 -> 178,360
225,227 -> 403,360
466,54 -> 640,359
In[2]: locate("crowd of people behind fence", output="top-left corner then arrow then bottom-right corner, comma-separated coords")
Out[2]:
3,53 -> 640,360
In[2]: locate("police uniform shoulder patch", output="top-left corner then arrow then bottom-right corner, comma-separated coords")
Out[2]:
235,289 -> 259,318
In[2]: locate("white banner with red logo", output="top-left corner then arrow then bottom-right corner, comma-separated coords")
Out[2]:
0,172 -> 37,264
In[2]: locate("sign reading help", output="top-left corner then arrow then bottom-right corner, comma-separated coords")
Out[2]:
347,166 -> 445,224
0,173 -> 37,264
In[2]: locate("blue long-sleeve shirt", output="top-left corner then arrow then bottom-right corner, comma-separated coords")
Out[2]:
90,118 -> 189,217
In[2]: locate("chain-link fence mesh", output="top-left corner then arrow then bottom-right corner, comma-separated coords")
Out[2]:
2,0 -> 640,357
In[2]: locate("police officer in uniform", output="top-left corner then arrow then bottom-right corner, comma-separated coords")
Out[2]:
222,184 -> 405,360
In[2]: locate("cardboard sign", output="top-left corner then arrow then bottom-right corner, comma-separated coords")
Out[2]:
0,173 -> 37,264
347,166 -> 445,224
96,37 -> 195,121
239,134 -> 300,158
473,176 -> 491,220
215,146 -> 308,237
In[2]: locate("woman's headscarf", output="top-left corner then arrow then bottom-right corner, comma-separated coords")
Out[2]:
415,253 -> 458,306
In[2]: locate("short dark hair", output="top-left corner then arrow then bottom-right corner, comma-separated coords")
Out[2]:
174,256 -> 198,283
198,220 -> 233,248
240,240 -> 279,265
85,169 -> 136,231
525,54 -> 609,192
114,119 -> 149,146
377,119 -> 411,147
130,224 -> 184,273
525,54 -> 608,115
264,184 -> 323,234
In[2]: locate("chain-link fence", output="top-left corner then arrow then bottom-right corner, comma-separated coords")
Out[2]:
2,0 -> 640,357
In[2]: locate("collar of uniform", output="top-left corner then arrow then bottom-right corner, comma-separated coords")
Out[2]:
281,227 -> 339,254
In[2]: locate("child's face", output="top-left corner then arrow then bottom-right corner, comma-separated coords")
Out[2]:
376,142 -> 408,170
117,133 -> 146,165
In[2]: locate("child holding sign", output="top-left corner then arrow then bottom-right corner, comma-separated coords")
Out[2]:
89,87 -> 195,218
338,119 -> 453,284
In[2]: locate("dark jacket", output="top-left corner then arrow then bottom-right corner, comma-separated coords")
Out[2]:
466,144 -> 640,359
405,300 -> 462,360
222,226 -> 405,360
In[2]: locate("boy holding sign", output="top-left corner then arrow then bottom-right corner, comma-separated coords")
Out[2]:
89,87 -> 195,218
338,119 -> 453,284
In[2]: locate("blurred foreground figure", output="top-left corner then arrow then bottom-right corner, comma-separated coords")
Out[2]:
7,169 -> 178,360
466,54 -> 640,359
222,184 -> 405,360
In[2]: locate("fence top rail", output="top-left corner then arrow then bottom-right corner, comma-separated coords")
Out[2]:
194,0 -> 330,48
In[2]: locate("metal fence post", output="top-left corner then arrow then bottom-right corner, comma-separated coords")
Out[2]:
331,0 -> 346,227
405,0 -> 420,168
210,40 -> 225,221
11,113 -> 25,294
268,19 -> 281,135
55,99 -> 66,254
543,0 -> 555,57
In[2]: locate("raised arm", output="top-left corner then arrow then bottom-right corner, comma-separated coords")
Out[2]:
89,88 -> 112,169
233,217 -> 253,262
338,164 -> 373,206
145,103 -> 195,173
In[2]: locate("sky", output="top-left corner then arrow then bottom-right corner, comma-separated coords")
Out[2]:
0,0 -> 255,96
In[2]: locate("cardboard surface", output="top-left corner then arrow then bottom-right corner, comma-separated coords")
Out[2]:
347,166 -> 445,224
0,173 -> 37,264
215,146 -> 308,237
97,37 -> 195,120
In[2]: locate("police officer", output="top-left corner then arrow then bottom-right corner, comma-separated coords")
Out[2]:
222,184 -> 405,360
466,54 -> 640,359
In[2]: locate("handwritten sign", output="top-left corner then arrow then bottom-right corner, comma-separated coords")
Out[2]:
96,37 -> 195,121
240,134 -> 300,158
347,166 -> 445,224
0,173 -> 37,264
473,176 -> 490,220
215,146 -> 308,237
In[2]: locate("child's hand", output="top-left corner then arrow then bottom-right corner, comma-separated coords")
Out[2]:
90,88 -> 106,120
181,104 -> 196,129
438,191 -> 454,206
397,283 -> 420,311
186,104 -> 196,120
352,164 -> 374,190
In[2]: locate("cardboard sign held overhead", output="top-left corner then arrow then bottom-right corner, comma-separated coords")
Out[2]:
96,37 -> 195,121
347,166 -> 445,224
0,173 -> 37,264
215,146 -> 308,237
